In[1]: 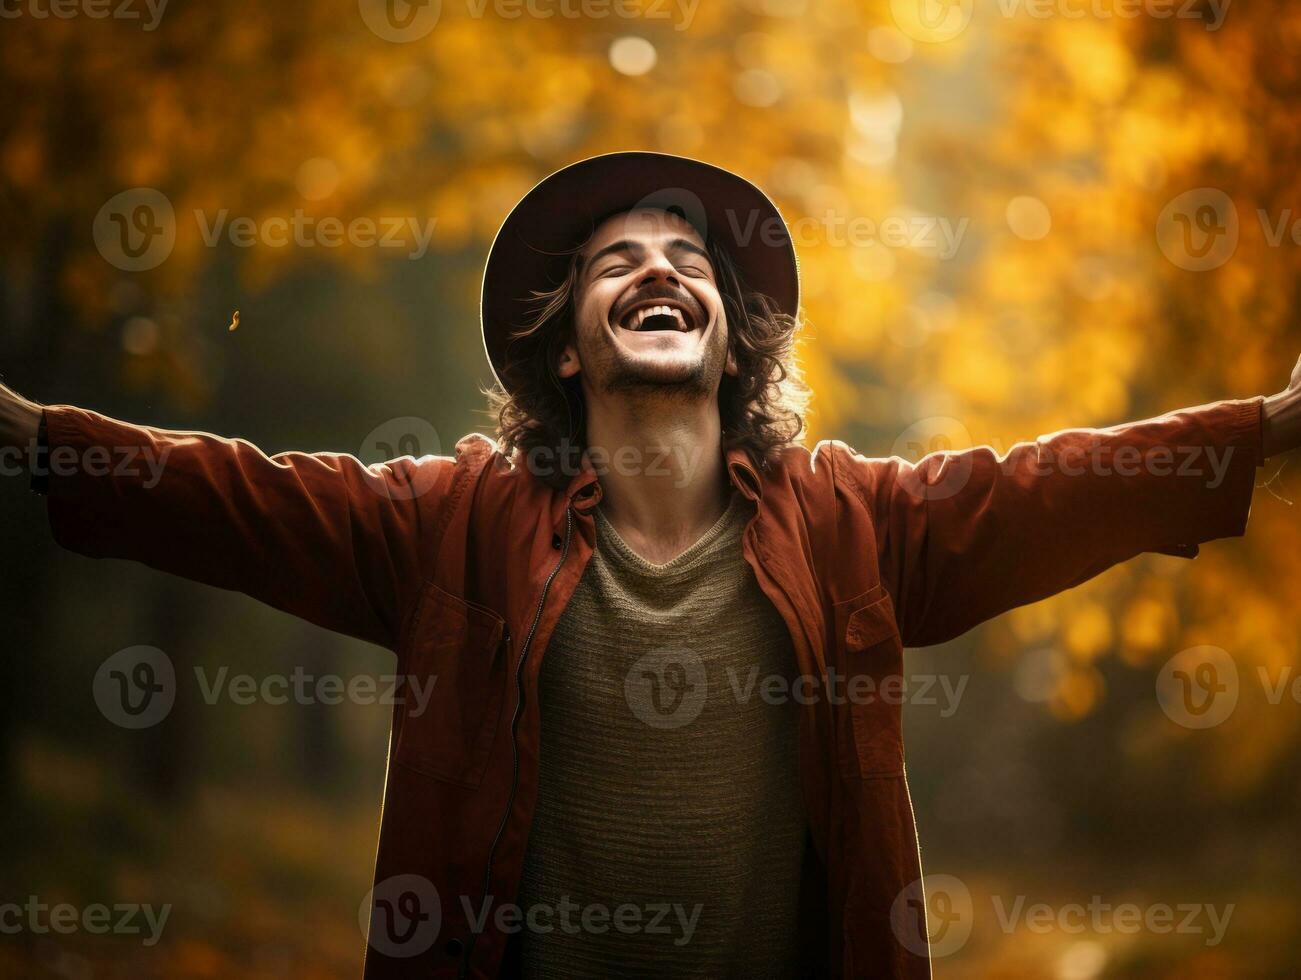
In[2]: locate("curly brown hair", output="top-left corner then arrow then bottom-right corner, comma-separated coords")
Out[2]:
486,227 -> 808,488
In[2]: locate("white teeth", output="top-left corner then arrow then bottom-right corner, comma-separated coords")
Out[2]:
627,304 -> 691,330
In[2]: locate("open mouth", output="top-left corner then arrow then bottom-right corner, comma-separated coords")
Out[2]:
616,301 -> 697,333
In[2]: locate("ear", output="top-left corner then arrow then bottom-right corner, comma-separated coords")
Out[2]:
556,342 -> 581,379
723,340 -> 739,378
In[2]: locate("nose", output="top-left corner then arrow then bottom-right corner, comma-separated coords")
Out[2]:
637,251 -> 681,290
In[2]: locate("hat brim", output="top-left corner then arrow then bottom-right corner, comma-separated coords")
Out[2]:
480,151 -> 799,392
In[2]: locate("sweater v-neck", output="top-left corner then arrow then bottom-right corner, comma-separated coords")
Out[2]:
592,492 -> 743,575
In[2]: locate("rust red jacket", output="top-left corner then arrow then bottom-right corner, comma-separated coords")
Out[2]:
41,397 -> 1264,978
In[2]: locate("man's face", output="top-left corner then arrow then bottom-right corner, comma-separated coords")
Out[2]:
558,208 -> 735,396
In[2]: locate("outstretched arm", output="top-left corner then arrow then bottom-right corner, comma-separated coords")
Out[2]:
1,381 -> 456,652
848,385 -> 1275,649
1261,354 -> 1301,457
0,382 -> 41,453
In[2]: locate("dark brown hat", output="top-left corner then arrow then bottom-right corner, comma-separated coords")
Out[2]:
480,151 -> 799,391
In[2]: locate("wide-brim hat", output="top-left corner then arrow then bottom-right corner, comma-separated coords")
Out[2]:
480,151 -> 799,391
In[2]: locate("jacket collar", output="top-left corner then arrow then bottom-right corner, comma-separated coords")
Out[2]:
561,445 -> 763,512
564,460 -> 603,513
725,447 -> 763,502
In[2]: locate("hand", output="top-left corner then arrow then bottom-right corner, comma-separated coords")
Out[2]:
1262,354 -> 1301,459
0,381 -> 42,451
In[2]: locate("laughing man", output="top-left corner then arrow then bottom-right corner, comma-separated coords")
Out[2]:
4,152 -> 1300,978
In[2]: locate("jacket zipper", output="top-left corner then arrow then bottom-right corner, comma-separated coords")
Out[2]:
460,506 -> 573,977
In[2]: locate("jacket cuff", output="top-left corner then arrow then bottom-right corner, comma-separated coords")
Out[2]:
1249,394 -> 1267,466
30,411 -> 49,495
39,404 -> 159,557
1153,395 -> 1264,558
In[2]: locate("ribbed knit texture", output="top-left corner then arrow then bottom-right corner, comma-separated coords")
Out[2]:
518,492 -> 805,978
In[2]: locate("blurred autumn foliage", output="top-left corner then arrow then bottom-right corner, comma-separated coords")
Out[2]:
2,1 -> 1299,977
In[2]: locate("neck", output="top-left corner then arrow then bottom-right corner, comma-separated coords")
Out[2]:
583,387 -> 731,563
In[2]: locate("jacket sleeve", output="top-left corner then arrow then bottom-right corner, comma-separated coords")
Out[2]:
41,405 -> 460,651
843,397 -> 1265,648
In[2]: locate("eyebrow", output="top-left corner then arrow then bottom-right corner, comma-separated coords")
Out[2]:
583,237 -> 712,270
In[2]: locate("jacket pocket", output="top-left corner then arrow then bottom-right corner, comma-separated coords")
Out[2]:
395,582 -> 507,789
834,588 -> 905,779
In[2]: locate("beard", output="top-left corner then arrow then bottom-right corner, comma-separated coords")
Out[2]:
593,330 -> 727,401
